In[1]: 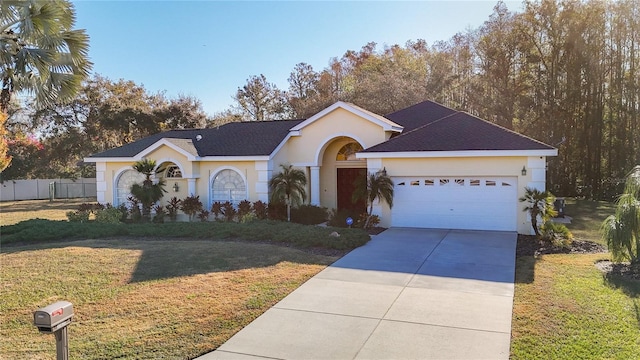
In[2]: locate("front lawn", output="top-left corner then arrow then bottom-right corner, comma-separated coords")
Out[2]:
511,253 -> 640,359
1,238 -> 339,359
511,197 -> 640,359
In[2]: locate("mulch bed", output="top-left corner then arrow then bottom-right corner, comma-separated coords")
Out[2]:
516,234 -> 607,257
595,260 -> 640,281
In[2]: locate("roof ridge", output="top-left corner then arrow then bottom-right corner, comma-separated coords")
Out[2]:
458,111 -> 556,149
384,99 -> 457,117
393,111 -> 462,137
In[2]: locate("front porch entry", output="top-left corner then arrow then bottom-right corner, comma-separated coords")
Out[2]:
337,168 -> 366,213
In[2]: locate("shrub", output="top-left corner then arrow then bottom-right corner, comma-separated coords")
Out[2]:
95,207 -> 124,224
166,197 -> 181,221
540,221 -> 573,248
221,201 -> 237,222
267,201 -> 286,221
237,200 -> 252,219
116,203 -> 129,222
152,205 -> 167,223
66,210 -> 89,222
1,219 -> 371,250
291,204 -> 328,225
252,200 -> 268,220
198,210 -> 210,222
356,213 -> 380,229
602,165 -> 640,263
181,195 -> 203,222
240,212 -> 257,224
328,208 -> 360,228
211,201 -> 223,220
128,196 -> 143,223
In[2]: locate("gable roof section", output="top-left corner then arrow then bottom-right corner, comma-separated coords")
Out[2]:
385,100 -> 458,132
290,101 -> 403,133
362,111 -> 556,154
87,120 -> 304,159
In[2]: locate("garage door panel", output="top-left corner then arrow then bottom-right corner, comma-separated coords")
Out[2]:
391,176 -> 517,231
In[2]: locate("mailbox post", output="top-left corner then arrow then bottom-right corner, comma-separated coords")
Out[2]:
34,301 -> 74,360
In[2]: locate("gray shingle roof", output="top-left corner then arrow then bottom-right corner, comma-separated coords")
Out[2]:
88,100 -> 554,159
88,120 -> 304,158
385,100 -> 458,131
364,110 -> 555,153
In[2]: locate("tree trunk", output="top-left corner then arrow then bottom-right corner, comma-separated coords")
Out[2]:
286,196 -> 291,222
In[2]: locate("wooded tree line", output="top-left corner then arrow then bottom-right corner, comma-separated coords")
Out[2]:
3,0 -> 638,201
232,0 -> 639,200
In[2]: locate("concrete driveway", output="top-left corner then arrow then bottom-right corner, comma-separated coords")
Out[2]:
198,228 -> 517,360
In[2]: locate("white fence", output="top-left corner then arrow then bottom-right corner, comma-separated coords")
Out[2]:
0,178 -> 97,201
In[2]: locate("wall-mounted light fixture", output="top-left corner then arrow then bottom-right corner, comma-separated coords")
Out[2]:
173,183 -> 179,192
521,166 -> 527,176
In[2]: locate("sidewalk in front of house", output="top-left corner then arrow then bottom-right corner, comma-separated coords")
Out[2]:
197,227 -> 517,360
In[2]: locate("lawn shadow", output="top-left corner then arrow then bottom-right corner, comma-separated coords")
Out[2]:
602,272 -> 640,298
515,255 -> 535,283
514,235 -> 538,284
603,274 -> 640,329
126,239 -> 339,283
2,238 -> 341,283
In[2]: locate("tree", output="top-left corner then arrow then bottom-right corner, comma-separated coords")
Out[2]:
353,169 -> 394,229
268,164 -> 307,222
287,62 -> 322,118
602,166 -> 640,263
0,0 -> 92,112
0,133 -> 44,180
234,74 -> 290,121
154,94 -> 210,129
519,187 -> 557,237
130,158 -> 166,221
0,111 -> 10,171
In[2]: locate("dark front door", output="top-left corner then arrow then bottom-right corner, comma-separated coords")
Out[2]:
337,168 -> 366,213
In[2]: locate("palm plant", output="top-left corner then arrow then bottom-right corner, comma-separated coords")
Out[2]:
519,187 -> 557,237
1,0 -> 92,112
602,166 -> 640,263
269,164 -> 307,222
130,158 -> 166,221
353,168 -> 394,229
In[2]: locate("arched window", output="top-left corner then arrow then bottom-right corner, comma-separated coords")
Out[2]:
165,165 -> 182,178
115,169 -> 145,206
211,169 -> 247,204
336,142 -> 364,161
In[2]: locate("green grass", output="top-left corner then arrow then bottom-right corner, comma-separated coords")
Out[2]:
511,197 -> 640,359
1,238 -> 339,359
563,198 -> 616,245
1,219 -> 370,250
511,254 -> 640,359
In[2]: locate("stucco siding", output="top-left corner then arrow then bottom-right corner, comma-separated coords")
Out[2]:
284,108 -> 388,166
373,156 -> 538,234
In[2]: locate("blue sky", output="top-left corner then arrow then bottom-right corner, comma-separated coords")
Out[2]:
73,1 -> 522,116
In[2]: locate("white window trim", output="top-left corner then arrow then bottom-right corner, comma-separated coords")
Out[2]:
209,166 -> 249,207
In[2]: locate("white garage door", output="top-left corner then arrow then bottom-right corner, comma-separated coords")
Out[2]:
391,177 -> 517,231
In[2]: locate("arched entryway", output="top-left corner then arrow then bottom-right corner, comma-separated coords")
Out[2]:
319,137 -> 367,213
156,161 -> 185,201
